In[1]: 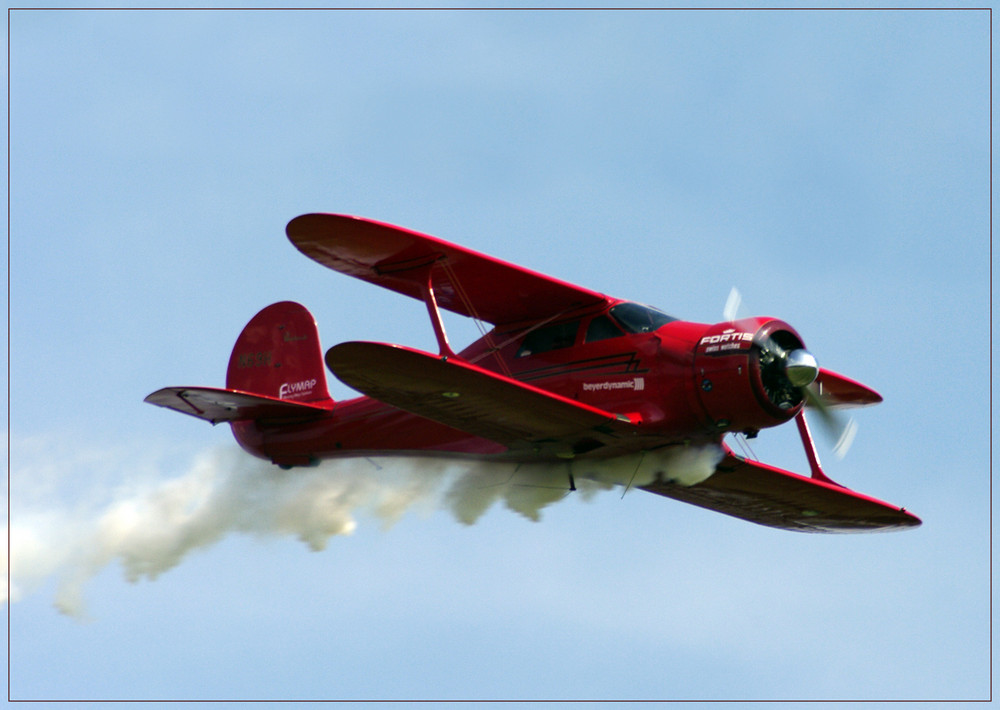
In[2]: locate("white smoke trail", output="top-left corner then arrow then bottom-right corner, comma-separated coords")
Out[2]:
5,441 -> 722,618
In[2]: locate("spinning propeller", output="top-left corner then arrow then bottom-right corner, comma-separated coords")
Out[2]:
724,288 -> 857,459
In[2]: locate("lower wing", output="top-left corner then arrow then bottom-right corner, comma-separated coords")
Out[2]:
642,452 -> 921,533
325,341 -> 637,458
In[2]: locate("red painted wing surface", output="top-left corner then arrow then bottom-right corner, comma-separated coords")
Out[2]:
287,213 -> 608,325
810,368 -> 883,408
642,452 -> 920,532
326,341 -> 636,457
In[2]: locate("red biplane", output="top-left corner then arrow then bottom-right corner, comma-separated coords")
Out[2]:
146,214 -> 920,533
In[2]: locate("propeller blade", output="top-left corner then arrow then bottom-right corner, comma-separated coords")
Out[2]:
723,287 -> 743,323
832,418 -> 858,459
804,386 -> 857,459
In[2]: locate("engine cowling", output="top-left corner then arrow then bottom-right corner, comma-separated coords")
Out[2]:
693,318 -> 812,435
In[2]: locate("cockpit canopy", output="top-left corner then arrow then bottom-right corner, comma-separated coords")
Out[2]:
517,302 -> 676,357
607,302 -> 677,334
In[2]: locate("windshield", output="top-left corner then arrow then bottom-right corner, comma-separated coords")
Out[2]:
609,302 -> 677,334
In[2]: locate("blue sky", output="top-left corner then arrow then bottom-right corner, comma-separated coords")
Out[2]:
6,6 -> 993,703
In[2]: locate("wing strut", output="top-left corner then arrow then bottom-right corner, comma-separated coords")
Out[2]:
420,266 -> 456,359
794,410 -> 839,486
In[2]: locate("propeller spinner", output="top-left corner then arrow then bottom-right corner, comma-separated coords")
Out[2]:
725,288 -> 857,459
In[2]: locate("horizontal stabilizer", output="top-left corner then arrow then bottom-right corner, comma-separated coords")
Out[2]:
144,386 -> 334,424
325,341 -> 635,456
642,452 -> 920,533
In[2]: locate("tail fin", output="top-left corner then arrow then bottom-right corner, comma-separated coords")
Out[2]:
226,301 -> 333,405
145,302 -> 334,424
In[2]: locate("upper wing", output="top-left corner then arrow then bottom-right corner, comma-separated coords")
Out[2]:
326,341 -> 638,457
286,213 -> 609,326
641,452 -> 921,533
808,368 -> 883,409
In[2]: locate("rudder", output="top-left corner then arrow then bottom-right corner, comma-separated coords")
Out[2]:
226,301 -> 333,406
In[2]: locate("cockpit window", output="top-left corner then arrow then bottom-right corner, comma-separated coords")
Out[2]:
584,315 -> 625,344
516,320 -> 580,357
609,302 -> 677,334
